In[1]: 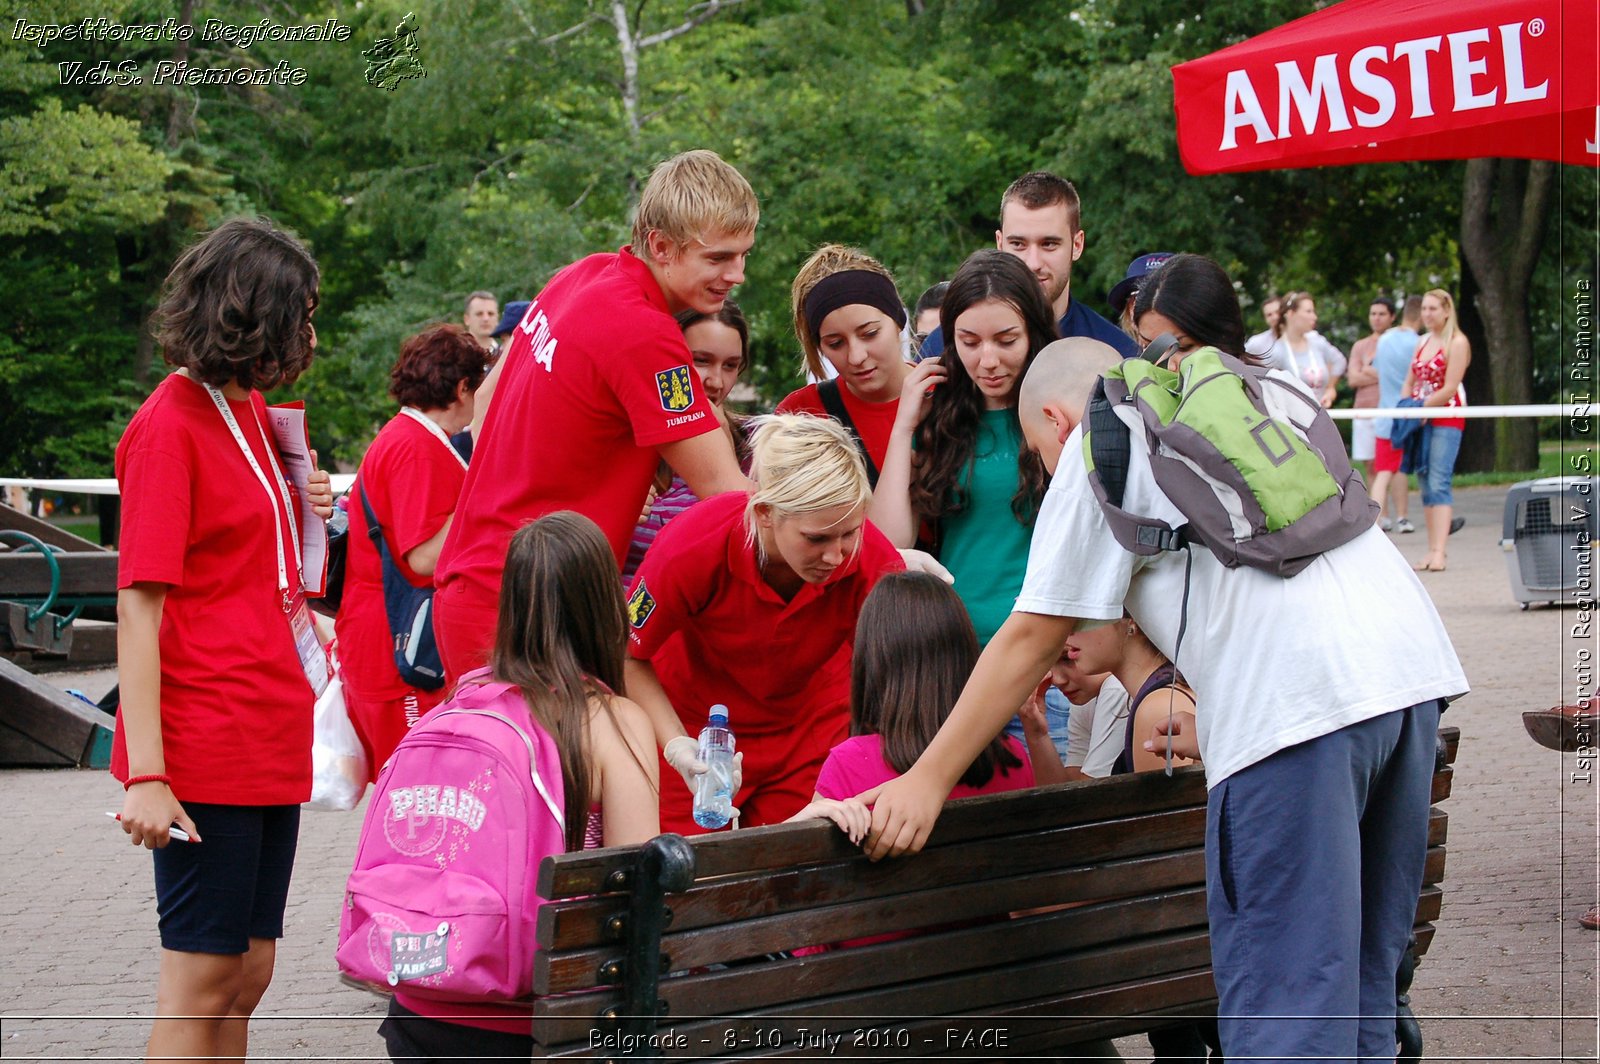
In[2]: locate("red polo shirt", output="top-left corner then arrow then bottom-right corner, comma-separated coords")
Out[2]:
434,249 -> 722,608
776,382 -> 901,477
626,492 -> 903,825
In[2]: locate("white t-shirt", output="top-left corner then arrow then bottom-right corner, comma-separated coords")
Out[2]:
1064,675 -> 1128,778
1264,332 -> 1347,395
1015,425 -> 1468,787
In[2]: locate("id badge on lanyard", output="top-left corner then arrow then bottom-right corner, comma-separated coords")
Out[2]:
287,590 -> 331,696
205,383 -> 330,697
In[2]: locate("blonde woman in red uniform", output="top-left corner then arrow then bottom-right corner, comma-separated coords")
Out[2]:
624,414 -> 905,832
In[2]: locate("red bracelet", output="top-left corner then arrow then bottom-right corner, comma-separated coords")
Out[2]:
123,773 -> 173,790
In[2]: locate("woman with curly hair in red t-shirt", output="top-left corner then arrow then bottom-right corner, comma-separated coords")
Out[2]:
113,217 -> 333,1062
335,324 -> 485,777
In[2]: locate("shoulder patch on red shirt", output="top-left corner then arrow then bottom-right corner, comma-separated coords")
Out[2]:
627,581 -> 657,628
655,366 -> 695,412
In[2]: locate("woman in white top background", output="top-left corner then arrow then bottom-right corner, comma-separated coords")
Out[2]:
1267,291 -> 1346,407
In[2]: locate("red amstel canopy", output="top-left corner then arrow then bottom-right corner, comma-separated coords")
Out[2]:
1172,0 -> 1598,173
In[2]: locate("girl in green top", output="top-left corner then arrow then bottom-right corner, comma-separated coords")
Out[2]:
870,249 -> 1057,646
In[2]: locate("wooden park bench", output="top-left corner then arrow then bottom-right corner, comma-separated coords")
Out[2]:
528,725 -> 1458,1061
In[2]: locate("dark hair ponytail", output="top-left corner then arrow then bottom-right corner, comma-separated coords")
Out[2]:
1133,254 -> 1249,361
850,572 -> 1022,789
491,512 -> 644,851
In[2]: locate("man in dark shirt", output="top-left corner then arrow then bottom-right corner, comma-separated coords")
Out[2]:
920,171 -> 1138,360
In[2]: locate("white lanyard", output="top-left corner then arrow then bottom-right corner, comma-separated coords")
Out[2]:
204,384 -> 303,607
1285,340 -> 1324,388
400,407 -> 469,470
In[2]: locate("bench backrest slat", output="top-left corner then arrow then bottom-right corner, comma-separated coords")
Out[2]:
538,769 -> 1211,898
538,803 -> 1206,951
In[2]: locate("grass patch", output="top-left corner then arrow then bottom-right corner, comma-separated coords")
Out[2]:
1453,442 -> 1582,487
50,517 -> 102,545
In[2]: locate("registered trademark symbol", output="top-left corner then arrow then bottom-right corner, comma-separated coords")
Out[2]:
1527,17 -> 1545,36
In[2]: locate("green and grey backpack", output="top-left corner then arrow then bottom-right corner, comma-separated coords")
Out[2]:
1084,346 -> 1376,578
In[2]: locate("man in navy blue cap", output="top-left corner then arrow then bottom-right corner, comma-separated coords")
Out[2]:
920,172 -> 1138,360
1107,252 -> 1173,336
489,299 -> 531,367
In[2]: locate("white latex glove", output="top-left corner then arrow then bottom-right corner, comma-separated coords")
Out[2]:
663,736 -> 745,796
897,548 -> 954,584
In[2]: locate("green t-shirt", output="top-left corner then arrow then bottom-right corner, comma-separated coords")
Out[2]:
938,408 -> 1034,645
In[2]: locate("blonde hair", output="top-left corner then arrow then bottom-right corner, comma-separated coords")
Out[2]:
743,414 -> 871,556
1424,288 -> 1459,351
789,244 -> 898,379
631,149 -> 758,252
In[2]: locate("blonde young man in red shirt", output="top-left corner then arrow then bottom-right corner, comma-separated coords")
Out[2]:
434,150 -> 758,679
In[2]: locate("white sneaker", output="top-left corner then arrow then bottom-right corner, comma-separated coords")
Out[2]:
1395,518 -> 1416,534
1380,517 -> 1393,532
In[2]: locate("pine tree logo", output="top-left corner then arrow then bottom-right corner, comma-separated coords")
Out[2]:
656,366 -> 695,412
363,13 -> 426,92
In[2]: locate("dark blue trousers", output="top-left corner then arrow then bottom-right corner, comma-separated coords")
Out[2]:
1206,701 -> 1443,1063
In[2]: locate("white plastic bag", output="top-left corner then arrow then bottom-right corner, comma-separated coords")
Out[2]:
305,650 -> 368,811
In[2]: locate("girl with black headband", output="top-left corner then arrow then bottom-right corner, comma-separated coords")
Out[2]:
776,245 -> 913,486
869,249 -> 1056,651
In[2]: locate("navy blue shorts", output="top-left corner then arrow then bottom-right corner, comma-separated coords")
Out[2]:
152,803 -> 300,954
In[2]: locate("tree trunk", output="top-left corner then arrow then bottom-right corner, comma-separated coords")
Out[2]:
1455,257 -> 1495,473
610,0 -> 642,141
1459,157 -> 1555,471
132,0 -> 197,389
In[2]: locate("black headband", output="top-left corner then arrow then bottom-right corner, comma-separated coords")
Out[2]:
803,270 -> 907,342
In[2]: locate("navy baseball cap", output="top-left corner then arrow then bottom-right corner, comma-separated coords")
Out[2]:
492,300 -> 531,338
1107,253 -> 1174,318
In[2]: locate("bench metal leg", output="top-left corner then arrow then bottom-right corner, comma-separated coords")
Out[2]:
613,834 -> 696,1061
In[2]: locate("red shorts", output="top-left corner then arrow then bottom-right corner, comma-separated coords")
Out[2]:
344,684 -> 447,782
433,578 -> 499,685
1373,436 -> 1403,474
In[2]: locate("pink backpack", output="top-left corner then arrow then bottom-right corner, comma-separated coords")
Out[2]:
336,667 -> 566,1003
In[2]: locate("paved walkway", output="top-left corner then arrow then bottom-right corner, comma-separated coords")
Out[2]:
1,484 -> 1595,1061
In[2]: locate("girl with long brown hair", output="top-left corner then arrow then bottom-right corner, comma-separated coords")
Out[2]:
870,250 -> 1055,650
380,511 -> 658,1061
810,571 -> 1032,803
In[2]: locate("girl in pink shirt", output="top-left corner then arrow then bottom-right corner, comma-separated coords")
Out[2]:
804,571 -> 1034,817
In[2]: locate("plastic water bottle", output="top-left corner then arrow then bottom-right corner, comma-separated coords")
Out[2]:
691,704 -> 736,829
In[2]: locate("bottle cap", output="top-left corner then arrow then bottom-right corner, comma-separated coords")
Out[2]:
709,703 -> 729,725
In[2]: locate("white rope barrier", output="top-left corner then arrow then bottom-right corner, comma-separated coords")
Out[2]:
1329,403 -> 1588,420
0,474 -> 358,495
2,405 -> 1589,498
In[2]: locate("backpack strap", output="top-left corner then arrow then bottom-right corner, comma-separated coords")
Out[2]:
435,694 -> 566,835
817,379 -> 880,489
1085,375 -> 1188,555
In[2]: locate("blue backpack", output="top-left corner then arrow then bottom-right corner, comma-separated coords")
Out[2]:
358,484 -> 445,690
